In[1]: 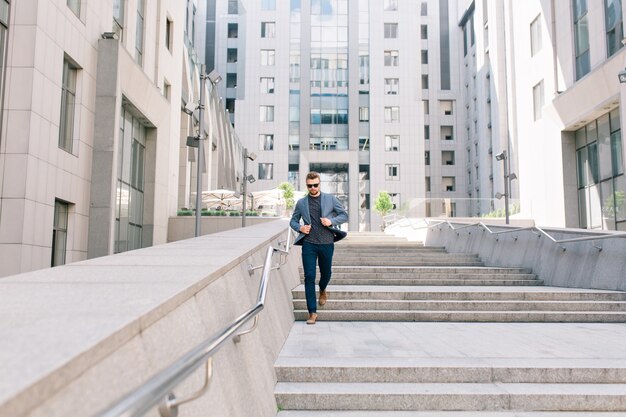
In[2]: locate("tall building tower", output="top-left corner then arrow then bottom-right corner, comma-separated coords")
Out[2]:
211,0 -> 467,231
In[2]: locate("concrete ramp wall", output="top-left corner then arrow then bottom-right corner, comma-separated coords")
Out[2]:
0,220 -> 300,417
420,221 -> 626,291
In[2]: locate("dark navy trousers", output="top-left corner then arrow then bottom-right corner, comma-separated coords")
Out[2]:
301,241 -> 335,314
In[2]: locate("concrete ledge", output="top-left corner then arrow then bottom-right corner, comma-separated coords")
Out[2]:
396,219 -> 626,291
0,219 -> 300,417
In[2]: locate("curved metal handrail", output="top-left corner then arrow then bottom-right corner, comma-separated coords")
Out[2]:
424,219 -> 626,251
94,229 -> 294,417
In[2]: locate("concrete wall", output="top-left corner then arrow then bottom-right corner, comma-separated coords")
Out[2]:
167,215 -> 284,242
417,219 -> 626,291
0,220 -> 300,417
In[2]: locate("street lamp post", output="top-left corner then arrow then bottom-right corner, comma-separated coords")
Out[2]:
241,148 -> 256,227
495,150 -> 517,225
194,65 -> 207,237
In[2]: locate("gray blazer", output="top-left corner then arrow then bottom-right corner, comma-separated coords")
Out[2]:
290,192 -> 348,245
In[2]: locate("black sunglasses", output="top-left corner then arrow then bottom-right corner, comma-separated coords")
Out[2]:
306,183 -> 320,188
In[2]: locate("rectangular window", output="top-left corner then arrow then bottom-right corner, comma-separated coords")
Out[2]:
52,200 -> 69,267
258,163 -> 274,180
530,14 -> 542,56
384,50 -> 399,66
384,106 -> 399,122
425,151 -> 430,165
421,74 -> 429,89
421,25 -> 428,39
359,137 -> 370,151
385,135 -> 399,151
261,22 -> 276,38
359,53 -> 369,84
423,100 -> 429,115
228,23 -> 238,38
359,107 -> 369,122
135,0 -> 145,65
67,0 -> 80,17
165,18 -> 173,52
533,80 -> 544,121
442,126 -> 454,140
424,125 -> 430,140
228,0 -> 238,14
59,58 -> 78,153
113,0 -> 125,38
225,98 -> 235,114
260,77 -> 275,93
442,150 -> 455,165
421,2 -> 427,16
227,48 -> 238,63
440,100 -> 453,115
605,0 -> 624,57
384,23 -> 398,38
384,0 -> 398,11
425,176 -> 431,192
262,0 -> 276,10
443,176 -> 456,192
384,78 -> 399,95
573,0 -> 590,80
386,164 -> 399,180
259,134 -> 274,150
260,105 -> 274,122
261,49 -> 275,66
421,50 -> 428,64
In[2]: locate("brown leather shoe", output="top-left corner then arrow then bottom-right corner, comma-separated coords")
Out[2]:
319,290 -> 328,306
306,313 -> 318,325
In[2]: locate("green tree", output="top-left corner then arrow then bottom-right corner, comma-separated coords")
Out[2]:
374,191 -> 394,230
278,182 -> 295,210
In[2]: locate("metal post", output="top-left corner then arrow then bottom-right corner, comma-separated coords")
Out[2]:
242,148 -> 248,228
503,151 -> 510,225
195,65 -> 207,237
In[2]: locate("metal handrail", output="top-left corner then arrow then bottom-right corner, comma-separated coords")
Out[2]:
94,229 -> 294,417
424,219 -> 626,251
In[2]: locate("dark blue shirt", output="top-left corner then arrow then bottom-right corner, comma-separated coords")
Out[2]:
305,195 -> 334,244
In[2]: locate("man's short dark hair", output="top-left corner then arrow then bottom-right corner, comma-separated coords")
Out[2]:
306,171 -> 320,181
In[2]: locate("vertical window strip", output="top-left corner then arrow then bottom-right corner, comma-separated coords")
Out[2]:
59,59 -> 77,153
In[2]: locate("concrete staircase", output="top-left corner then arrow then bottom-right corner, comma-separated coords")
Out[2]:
275,233 -> 626,414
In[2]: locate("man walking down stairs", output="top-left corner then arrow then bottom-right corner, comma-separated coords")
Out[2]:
274,233 -> 626,415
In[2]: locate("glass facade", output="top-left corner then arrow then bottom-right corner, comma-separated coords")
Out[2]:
604,0 -> 623,57
115,106 -> 146,253
573,0 -> 590,80
576,109 -> 625,230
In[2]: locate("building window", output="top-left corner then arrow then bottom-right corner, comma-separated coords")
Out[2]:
384,78 -> 399,95
228,0 -> 238,14
261,21 -> 275,38
423,100 -> 429,115
533,80 -> 544,120
442,126 -> 454,140
384,106 -> 399,122
135,0 -> 145,65
421,74 -> 429,89
425,151 -> 430,165
421,2 -> 427,16
259,134 -> 274,150
440,100 -> 453,115
52,200 -> 69,267
425,176 -> 431,192
385,135 -> 399,151
359,53 -> 369,84
259,163 -> 274,180
116,107 -> 146,254
227,48 -> 238,63
384,23 -> 398,38
225,98 -> 235,114
260,105 -> 275,122
261,49 -> 275,66
573,0 -> 590,80
59,57 -> 78,153
421,50 -> 428,64
163,80 -> 171,100
384,50 -> 399,66
384,0 -> 398,11
359,107 -> 369,122
530,14 -> 542,56
442,150 -> 455,165
605,0 -> 624,57
260,77 -> 275,93
421,25 -> 428,39
228,23 -> 238,38
359,137 -> 370,151
443,176 -> 456,191
262,0 -> 276,10
424,125 -> 430,140
113,0 -> 125,38
386,164 -> 399,180
226,73 -> 237,88
165,18 -> 173,52
67,0 -> 80,17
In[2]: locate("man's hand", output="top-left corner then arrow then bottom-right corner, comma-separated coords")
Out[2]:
320,218 -> 332,227
300,224 -> 311,234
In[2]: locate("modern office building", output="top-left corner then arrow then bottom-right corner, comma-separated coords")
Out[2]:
210,0 -> 468,231
0,0 -> 242,277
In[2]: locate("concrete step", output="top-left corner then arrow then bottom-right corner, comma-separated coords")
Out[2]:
292,309 -> 626,322
292,299 -> 626,312
274,382 -> 626,411
333,260 -> 485,266
328,266 -> 534,274
333,256 -> 482,263
291,286 -> 626,301
297,278 -> 545,286
275,358 -> 626,383
323,273 -> 539,280
278,412 -> 626,417
334,250 -> 448,257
